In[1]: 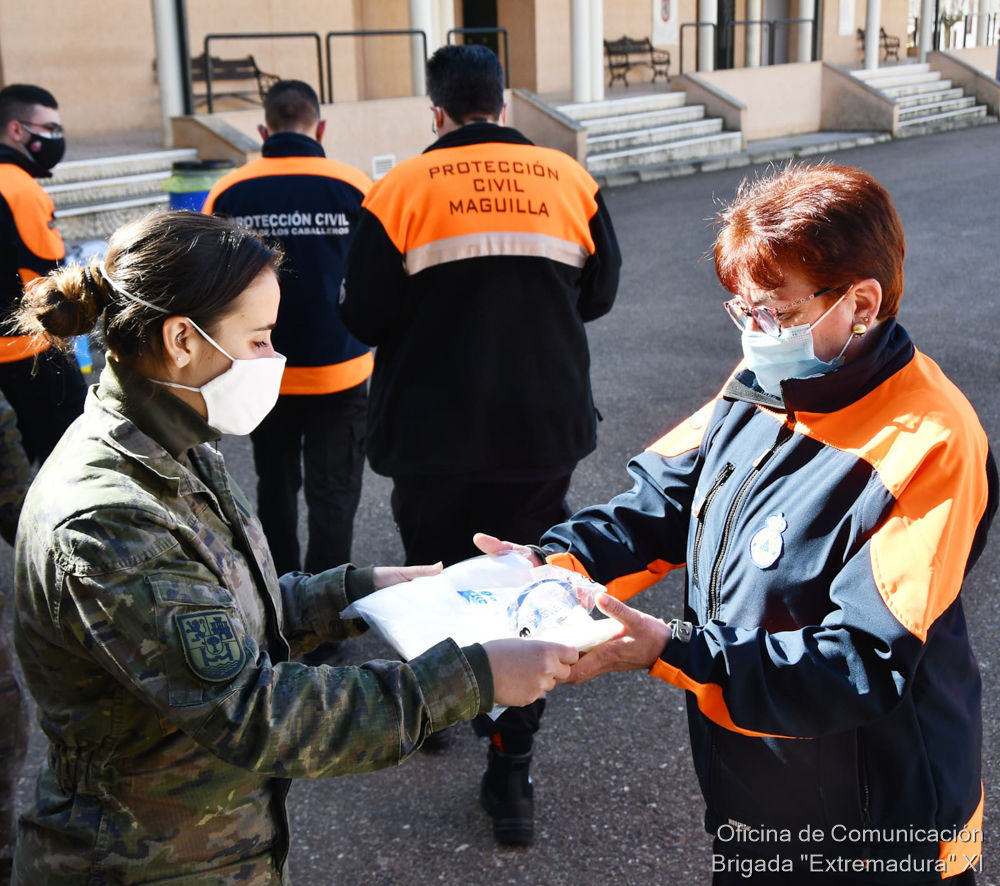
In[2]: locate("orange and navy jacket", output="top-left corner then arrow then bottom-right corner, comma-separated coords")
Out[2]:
0,145 -> 63,363
340,123 -> 621,478
541,320 -> 997,880
203,132 -> 373,395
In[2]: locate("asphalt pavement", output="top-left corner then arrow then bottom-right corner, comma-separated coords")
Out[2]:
7,123 -> 1000,885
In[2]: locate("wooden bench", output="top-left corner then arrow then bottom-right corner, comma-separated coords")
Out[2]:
856,28 -> 901,61
190,54 -> 280,107
604,37 -> 671,87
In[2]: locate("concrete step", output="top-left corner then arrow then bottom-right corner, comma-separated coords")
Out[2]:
54,194 -> 170,241
44,171 -> 172,209
898,96 -> 977,121
557,91 -> 687,121
587,130 -> 742,174
879,78 -> 953,99
852,62 -> 931,81
582,104 -> 706,136
897,105 -> 991,137
587,117 -> 724,153
853,70 -> 942,90
48,148 -> 197,185
895,87 -> 965,108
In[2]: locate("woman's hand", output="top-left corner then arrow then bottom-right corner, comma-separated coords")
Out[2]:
473,532 -> 543,566
566,593 -> 672,684
482,638 -> 579,707
371,562 -> 443,591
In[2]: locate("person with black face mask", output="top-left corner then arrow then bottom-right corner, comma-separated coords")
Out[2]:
0,83 -> 85,467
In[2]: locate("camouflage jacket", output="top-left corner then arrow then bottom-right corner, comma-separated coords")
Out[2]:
0,388 -> 30,548
13,359 -> 493,886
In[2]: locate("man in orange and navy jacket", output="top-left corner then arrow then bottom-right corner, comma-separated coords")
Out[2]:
340,44 -> 621,847
0,84 -> 85,465
204,80 -> 373,601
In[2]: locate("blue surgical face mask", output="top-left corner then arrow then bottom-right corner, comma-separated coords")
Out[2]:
741,293 -> 852,396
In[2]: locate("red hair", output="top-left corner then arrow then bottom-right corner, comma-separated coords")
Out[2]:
714,164 -> 906,318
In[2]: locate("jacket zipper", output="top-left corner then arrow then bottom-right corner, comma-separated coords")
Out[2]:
691,463 -> 735,590
705,424 -> 793,821
857,731 -> 872,859
707,424 -> 793,620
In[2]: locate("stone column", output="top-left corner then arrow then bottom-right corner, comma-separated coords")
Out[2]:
409,0 -> 433,95
918,0 -> 935,60
572,0 -> 592,103
864,0 -> 882,69
151,0 -> 184,146
746,0 -> 763,66
797,0 -> 816,62
698,0 -> 717,71
590,0 -> 605,101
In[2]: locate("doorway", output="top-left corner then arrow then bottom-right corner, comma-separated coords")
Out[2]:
717,0 -> 736,68
462,0 -> 499,55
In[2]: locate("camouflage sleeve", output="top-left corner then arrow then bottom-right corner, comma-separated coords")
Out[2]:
277,565 -> 373,657
49,512 -> 492,778
0,391 -> 31,546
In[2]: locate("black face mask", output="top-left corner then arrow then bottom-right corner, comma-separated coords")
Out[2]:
23,131 -> 65,171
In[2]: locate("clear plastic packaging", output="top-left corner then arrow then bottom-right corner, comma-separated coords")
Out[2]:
340,551 -> 622,677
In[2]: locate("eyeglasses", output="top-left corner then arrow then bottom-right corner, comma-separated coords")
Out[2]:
18,120 -> 64,138
723,283 -> 850,337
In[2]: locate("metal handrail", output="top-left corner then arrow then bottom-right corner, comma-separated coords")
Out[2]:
679,22 -> 717,75
203,32 -> 324,112
768,18 -> 815,64
725,19 -> 772,67
324,30 -> 428,102
447,27 -> 511,87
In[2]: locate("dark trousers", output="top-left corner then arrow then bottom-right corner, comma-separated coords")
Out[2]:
250,383 -> 367,576
390,471 -> 572,744
0,350 -> 86,465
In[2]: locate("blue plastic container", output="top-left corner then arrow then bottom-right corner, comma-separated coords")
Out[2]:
162,160 -> 234,212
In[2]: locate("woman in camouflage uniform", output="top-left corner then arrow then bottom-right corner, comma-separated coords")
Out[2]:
9,212 -> 576,885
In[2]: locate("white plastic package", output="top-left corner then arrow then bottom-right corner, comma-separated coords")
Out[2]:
340,550 -> 622,670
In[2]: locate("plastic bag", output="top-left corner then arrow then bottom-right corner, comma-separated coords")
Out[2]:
340,552 -> 622,714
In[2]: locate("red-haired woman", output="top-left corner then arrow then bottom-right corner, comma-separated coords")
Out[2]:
478,164 -> 997,884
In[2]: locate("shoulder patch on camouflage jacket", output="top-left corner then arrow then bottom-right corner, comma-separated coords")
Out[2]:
176,610 -> 246,682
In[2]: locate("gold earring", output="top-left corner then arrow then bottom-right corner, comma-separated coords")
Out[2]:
852,318 -> 868,337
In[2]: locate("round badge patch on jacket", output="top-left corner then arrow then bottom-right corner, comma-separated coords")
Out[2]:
750,514 -> 787,569
176,610 -> 246,682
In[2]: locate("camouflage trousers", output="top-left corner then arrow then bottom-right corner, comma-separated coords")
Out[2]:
0,593 -> 28,871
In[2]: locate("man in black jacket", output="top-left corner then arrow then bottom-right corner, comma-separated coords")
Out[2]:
341,44 -> 621,845
204,82 -> 373,611
0,84 -> 85,465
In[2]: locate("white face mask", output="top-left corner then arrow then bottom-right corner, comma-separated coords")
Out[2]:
155,318 -> 286,436
741,293 -> 852,396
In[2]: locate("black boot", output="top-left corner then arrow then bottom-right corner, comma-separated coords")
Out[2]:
480,743 -> 534,845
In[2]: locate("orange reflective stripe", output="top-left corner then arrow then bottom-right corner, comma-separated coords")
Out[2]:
650,658 -> 798,739
364,143 -> 599,260
544,550 -> 591,577
605,559 -> 679,601
0,335 -> 49,362
545,551 -> 677,601
279,352 -> 373,395
203,156 -> 373,213
939,783 -> 983,876
406,231 -> 589,274
792,350 -> 991,641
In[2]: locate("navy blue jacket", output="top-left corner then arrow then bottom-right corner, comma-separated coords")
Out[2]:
204,133 -> 373,395
542,321 -> 996,880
